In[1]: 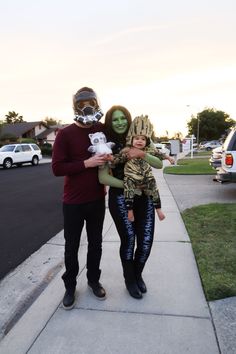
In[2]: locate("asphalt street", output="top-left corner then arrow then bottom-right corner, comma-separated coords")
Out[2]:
164,173 -> 236,211
0,163 -> 64,280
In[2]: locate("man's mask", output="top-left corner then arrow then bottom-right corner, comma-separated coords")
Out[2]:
73,89 -> 103,125
74,107 -> 104,125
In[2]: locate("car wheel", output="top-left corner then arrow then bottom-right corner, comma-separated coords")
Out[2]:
32,156 -> 39,166
206,147 -> 212,151
3,158 -> 13,169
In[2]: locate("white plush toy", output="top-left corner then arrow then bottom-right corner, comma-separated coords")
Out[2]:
88,132 -> 115,155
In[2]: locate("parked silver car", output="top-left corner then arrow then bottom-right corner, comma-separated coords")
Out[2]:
0,143 -> 42,169
199,140 -> 222,151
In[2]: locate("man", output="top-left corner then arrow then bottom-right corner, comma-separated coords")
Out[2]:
52,87 -> 108,309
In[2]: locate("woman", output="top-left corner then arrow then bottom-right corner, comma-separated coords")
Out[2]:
99,106 -> 163,299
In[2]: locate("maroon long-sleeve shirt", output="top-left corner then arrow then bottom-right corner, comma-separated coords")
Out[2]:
52,122 -> 105,204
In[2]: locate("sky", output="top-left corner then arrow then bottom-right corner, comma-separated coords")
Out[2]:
1,0 -> 236,137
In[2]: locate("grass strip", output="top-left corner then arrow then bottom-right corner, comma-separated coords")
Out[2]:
182,203 -> 236,301
164,158 -> 215,175
186,151 -> 211,157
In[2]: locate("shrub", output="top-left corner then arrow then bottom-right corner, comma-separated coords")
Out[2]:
41,145 -> 52,156
19,138 -> 36,143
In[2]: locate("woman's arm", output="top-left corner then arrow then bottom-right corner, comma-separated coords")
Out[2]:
127,148 -> 163,169
144,153 -> 163,168
98,164 -> 124,188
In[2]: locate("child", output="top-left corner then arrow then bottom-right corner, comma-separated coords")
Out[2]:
111,115 -> 170,222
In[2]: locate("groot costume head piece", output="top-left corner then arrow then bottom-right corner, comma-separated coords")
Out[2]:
126,115 -> 154,146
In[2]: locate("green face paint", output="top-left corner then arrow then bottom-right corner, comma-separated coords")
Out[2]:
111,110 -> 128,134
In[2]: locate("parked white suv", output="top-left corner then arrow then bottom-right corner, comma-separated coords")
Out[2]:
215,128 -> 236,183
0,143 -> 42,169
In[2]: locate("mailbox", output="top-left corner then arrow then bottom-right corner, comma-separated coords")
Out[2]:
168,139 -> 181,155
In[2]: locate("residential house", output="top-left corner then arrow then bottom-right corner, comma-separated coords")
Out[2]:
0,121 -> 68,146
36,127 -> 58,146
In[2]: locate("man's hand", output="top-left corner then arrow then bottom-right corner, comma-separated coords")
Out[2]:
84,154 -> 108,168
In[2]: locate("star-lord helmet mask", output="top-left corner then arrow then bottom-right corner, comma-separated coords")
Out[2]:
73,88 -> 103,125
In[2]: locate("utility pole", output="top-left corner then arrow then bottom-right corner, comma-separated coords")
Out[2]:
197,116 -> 200,147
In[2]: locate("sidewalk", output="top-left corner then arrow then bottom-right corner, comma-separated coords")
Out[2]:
40,157 -> 52,164
0,168 -> 220,354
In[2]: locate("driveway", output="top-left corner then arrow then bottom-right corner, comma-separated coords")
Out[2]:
164,173 -> 236,211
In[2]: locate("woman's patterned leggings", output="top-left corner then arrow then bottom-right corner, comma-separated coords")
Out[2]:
108,188 -> 155,266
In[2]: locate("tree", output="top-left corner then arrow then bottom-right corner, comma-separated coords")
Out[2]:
4,111 -> 24,124
155,135 -> 169,143
43,117 -> 61,126
0,120 -> 4,140
187,108 -> 235,141
172,132 -> 183,140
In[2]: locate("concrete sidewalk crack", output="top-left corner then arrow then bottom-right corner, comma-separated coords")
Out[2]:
73,306 -> 211,320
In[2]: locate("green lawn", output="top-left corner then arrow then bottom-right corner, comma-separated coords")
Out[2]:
164,158 -> 215,175
182,203 -> 236,301
185,150 -> 211,157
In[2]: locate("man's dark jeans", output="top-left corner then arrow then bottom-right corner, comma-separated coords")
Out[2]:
62,198 -> 105,290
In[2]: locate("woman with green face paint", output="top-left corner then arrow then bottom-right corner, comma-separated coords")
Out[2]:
111,110 -> 129,134
99,105 -> 163,299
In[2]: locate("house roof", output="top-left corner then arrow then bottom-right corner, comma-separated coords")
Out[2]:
0,122 -> 70,142
36,127 -> 56,139
0,122 -> 47,137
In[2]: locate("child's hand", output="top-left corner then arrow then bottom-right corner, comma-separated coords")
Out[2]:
128,210 -> 134,222
104,154 -> 114,162
156,209 -> 166,221
168,156 -> 175,165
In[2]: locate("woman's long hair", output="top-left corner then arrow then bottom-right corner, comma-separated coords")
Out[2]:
104,105 -> 132,146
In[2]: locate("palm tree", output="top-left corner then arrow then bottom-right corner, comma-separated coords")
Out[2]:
5,111 -> 24,124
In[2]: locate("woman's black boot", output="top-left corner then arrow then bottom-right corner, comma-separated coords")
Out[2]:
136,276 -> 147,293
125,281 -> 142,299
122,260 -> 143,299
135,261 -> 147,293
